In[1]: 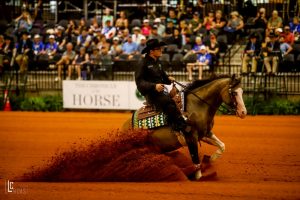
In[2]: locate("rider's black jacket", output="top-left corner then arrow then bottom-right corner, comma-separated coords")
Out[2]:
135,55 -> 171,96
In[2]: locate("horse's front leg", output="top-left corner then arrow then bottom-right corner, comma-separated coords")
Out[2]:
202,132 -> 225,162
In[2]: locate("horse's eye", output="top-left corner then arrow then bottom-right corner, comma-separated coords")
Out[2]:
232,92 -> 237,96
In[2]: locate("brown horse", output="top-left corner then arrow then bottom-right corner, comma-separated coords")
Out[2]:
122,74 -> 247,180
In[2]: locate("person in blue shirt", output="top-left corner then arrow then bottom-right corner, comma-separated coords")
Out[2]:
32,34 -> 44,56
44,35 -> 58,59
241,33 -> 261,75
289,17 -> 300,34
121,35 -> 138,60
186,45 -> 211,81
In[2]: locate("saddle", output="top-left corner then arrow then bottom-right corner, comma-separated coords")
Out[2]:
132,84 -> 184,129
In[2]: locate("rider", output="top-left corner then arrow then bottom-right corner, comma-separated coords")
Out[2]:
135,39 -> 200,165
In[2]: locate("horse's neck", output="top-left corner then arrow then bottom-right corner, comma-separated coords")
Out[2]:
187,79 -> 228,116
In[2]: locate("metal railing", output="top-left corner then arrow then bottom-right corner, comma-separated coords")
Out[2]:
1,64 -> 299,95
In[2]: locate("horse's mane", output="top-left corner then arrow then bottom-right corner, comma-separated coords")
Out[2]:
185,74 -> 231,91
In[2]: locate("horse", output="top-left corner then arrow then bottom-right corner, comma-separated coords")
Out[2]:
122,74 -> 247,180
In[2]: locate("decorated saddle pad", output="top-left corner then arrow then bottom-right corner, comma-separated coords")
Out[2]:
132,84 -> 184,130
132,105 -> 168,129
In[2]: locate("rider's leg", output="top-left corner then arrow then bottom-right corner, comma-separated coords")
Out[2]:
148,93 -> 200,164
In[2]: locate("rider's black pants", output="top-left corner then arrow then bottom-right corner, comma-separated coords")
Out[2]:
146,92 -> 185,130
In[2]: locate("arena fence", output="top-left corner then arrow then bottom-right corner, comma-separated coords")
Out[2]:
1,64 -> 300,96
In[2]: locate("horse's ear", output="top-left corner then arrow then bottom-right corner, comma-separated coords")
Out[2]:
231,74 -> 241,87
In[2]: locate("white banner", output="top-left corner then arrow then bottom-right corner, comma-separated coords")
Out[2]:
63,81 -> 145,110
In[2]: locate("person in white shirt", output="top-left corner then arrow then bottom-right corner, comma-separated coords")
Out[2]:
131,26 -> 144,45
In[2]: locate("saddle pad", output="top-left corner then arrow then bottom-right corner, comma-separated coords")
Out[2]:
132,107 -> 168,129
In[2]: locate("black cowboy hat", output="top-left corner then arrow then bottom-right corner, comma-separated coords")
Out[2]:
141,39 -> 166,54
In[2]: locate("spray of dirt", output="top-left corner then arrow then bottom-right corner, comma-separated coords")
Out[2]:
19,129 -> 197,182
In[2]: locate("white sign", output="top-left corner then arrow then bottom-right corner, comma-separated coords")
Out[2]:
63,81 -> 145,110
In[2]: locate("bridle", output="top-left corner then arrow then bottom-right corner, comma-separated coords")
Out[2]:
174,80 -> 239,115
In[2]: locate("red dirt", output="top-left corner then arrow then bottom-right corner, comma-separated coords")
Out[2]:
0,112 -> 300,200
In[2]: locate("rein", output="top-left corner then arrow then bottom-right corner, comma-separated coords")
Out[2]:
174,80 -> 236,115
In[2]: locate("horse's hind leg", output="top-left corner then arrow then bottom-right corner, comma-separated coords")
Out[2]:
202,132 -> 225,162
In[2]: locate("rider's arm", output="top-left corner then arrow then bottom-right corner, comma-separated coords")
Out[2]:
135,60 -> 156,94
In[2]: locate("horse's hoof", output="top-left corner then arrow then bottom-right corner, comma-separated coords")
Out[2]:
195,169 -> 202,180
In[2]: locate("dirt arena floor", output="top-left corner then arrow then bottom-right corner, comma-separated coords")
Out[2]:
0,112 -> 300,200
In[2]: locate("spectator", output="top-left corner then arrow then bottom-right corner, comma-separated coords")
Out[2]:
203,10 -> 215,35
119,28 -> 130,43
15,31 -> 33,82
154,18 -> 166,36
70,47 -> 89,80
206,33 -> 220,72
149,26 -> 162,41
89,46 -> 101,77
241,33 -> 261,75
179,20 -> 191,44
159,12 -> 167,26
109,37 -> 122,56
141,19 -> 152,37
289,16 -> 300,33
132,27 -> 144,45
89,16 -> 101,34
77,28 -> 92,47
102,8 -> 114,28
263,33 -> 281,75
224,11 -> 244,43
32,34 -> 44,62
169,28 -> 183,49
282,26 -> 295,46
33,0 -> 43,23
289,16 -> 300,41
121,35 -> 138,59
0,35 -> 14,75
164,20 -> 175,38
189,11 -> 203,36
279,36 -> 293,58
267,10 -> 282,36
101,20 -> 116,40
96,35 -> 110,52
44,35 -> 58,60
115,11 -> 128,30
251,7 -> 267,42
166,9 -> 178,27
55,26 -> 67,52
14,11 -> 33,37
90,46 -> 101,66
75,18 -> 87,36
186,45 -> 211,81
137,36 -> 147,54
55,42 -> 76,82
65,19 -> 77,40
179,3 -> 194,22
213,10 -> 226,36
184,36 -> 203,61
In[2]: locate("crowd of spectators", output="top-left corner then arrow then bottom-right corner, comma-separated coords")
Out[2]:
0,3 -> 299,82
